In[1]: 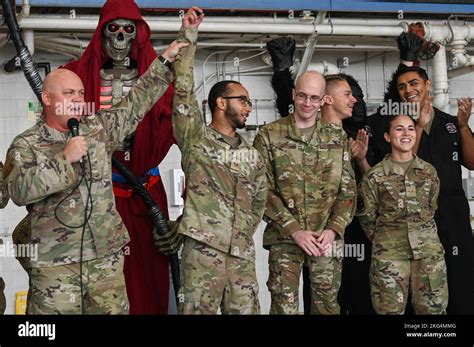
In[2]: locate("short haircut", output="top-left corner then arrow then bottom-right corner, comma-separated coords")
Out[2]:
385,114 -> 415,133
324,74 -> 348,93
392,65 -> 429,85
208,80 -> 242,114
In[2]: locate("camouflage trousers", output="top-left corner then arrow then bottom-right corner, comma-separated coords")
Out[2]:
28,252 -> 128,314
267,243 -> 342,315
178,237 -> 260,314
370,255 -> 448,314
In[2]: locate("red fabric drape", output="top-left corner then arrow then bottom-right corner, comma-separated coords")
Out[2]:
63,0 -> 174,314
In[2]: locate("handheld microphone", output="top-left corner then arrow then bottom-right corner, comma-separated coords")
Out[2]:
67,118 -> 84,169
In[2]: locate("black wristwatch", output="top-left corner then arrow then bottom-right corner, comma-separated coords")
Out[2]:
158,55 -> 172,69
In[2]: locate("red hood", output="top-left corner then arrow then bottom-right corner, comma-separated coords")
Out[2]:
63,0 -> 158,108
62,0 -> 175,178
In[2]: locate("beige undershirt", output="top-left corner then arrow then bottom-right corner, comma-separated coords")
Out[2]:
221,133 -> 241,149
300,124 -> 316,142
389,157 -> 415,174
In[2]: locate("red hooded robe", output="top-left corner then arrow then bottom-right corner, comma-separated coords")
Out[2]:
64,0 -> 174,314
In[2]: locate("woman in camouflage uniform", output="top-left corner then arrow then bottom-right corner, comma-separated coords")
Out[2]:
357,115 -> 448,314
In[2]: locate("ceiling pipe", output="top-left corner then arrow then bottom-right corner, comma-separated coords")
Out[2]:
308,61 -> 340,75
37,37 -> 89,49
16,15 -> 474,38
423,20 -> 474,43
447,20 -> 474,72
448,65 -> 474,79
432,45 -> 450,112
323,18 -> 451,26
21,0 -> 30,17
421,20 -> 474,82
23,29 -> 34,55
17,16 -> 408,36
41,36 -> 398,51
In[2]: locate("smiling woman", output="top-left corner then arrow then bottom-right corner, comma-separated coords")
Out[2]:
357,114 -> 448,315
384,114 -> 417,162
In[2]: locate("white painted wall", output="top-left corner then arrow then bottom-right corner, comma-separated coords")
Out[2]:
1,44 -> 473,314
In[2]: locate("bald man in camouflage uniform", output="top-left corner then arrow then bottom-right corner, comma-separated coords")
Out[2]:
254,72 -> 356,314
357,152 -> 448,314
172,8 -> 267,314
0,162 -> 8,314
4,38 -> 187,314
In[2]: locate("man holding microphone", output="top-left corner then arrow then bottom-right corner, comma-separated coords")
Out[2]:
3,23 -> 190,314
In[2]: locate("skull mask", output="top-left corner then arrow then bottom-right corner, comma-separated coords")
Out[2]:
103,18 -> 137,62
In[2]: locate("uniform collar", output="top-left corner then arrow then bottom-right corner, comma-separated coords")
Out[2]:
208,126 -> 250,148
382,154 -> 425,175
37,116 -> 91,142
287,113 -> 339,144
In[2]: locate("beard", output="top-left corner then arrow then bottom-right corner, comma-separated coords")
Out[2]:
226,104 -> 246,129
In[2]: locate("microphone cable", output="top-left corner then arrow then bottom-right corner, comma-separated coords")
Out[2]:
54,151 -> 93,314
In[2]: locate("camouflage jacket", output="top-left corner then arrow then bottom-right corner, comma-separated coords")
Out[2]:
254,115 -> 356,246
172,27 -> 267,262
357,155 -> 444,260
5,57 -> 173,267
0,162 -> 8,209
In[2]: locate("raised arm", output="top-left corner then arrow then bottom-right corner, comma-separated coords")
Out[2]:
172,7 -> 205,149
457,97 -> 474,170
104,40 -> 189,147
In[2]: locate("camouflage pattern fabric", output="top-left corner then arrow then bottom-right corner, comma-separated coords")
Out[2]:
28,252 -> 128,314
253,116 -> 356,246
178,237 -> 260,314
0,163 -> 8,314
253,115 -> 355,315
357,155 -> 445,260
4,58 -> 173,268
172,27 -> 266,314
267,243 -> 342,314
370,256 -> 448,314
358,155 -> 447,314
12,215 -> 32,273
172,27 -> 267,263
0,162 -> 8,208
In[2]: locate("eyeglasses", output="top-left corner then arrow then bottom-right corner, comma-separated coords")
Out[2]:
295,92 -> 323,104
221,95 -> 253,108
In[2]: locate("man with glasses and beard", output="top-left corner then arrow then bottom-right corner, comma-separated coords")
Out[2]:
171,7 -> 268,314
254,71 -> 356,314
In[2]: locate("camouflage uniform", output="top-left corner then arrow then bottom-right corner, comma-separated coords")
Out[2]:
357,155 -> 448,314
173,27 -> 267,314
0,162 -> 8,314
4,57 -> 174,314
254,117 -> 356,314
0,162 -> 8,208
